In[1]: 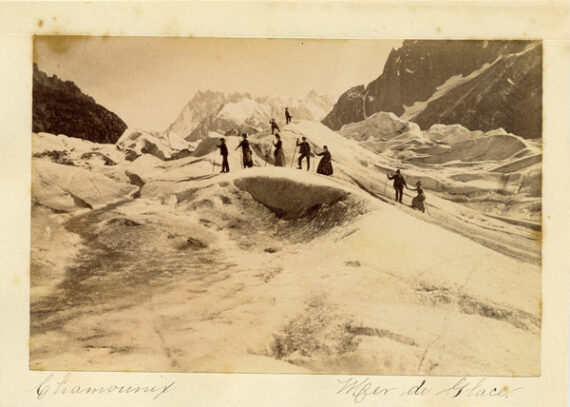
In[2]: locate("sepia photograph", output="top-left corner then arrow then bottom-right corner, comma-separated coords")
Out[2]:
30,36 -> 542,376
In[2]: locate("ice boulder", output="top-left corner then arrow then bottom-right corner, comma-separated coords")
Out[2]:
32,160 -> 138,211
410,134 -> 529,164
32,132 -> 124,168
340,111 -> 421,141
231,168 -> 371,222
235,175 -> 350,219
116,128 -> 193,160
425,123 -> 482,144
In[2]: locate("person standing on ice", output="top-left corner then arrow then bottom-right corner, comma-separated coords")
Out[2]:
315,145 -> 333,176
273,133 -> 285,167
285,107 -> 292,124
236,133 -> 254,168
387,169 -> 407,203
296,137 -> 311,171
217,138 -> 230,173
269,118 -> 280,135
407,180 -> 426,213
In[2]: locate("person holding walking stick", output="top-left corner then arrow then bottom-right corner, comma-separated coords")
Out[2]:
296,136 -> 311,171
236,133 -> 253,168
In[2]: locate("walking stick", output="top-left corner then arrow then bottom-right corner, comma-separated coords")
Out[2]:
290,145 -> 297,168
383,176 -> 388,194
212,157 -> 216,173
264,153 -> 268,167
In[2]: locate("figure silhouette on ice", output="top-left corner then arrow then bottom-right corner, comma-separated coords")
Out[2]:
296,137 -> 311,171
217,137 -> 229,173
387,169 -> 407,203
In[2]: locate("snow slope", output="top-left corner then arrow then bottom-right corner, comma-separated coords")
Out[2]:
131,119 -> 540,265
30,118 -> 541,375
339,112 -> 542,224
30,166 -> 540,375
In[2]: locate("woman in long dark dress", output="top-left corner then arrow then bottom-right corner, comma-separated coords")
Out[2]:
408,180 -> 426,212
315,145 -> 333,176
235,133 -> 253,168
273,133 -> 285,166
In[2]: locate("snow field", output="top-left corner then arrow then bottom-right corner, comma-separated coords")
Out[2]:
30,117 -> 541,375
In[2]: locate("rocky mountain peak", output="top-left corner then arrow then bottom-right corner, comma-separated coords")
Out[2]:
322,40 -> 542,139
32,64 -> 127,144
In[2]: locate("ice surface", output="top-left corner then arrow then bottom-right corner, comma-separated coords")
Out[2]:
30,118 -> 541,375
32,159 -> 138,211
339,113 -> 541,222
116,128 -> 192,160
33,132 -> 125,168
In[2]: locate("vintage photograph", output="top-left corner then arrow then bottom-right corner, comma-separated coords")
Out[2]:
30,37 -> 542,375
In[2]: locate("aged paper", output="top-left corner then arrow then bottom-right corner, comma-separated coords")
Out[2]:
1,1 -> 569,406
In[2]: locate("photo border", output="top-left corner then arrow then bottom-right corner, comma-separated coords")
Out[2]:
1,2 -> 568,406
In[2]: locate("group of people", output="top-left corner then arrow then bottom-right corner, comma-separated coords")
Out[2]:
216,132 -> 333,176
216,107 -> 334,174
270,107 -> 292,135
217,107 -> 425,212
387,169 -> 426,212
276,134 -> 332,175
215,134 -> 255,173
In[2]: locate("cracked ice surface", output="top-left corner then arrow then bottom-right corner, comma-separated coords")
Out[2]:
30,121 -> 540,375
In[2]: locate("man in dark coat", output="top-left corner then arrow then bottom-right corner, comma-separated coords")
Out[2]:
269,118 -> 280,135
296,136 -> 311,171
285,107 -> 292,124
387,169 -> 408,203
217,138 -> 229,173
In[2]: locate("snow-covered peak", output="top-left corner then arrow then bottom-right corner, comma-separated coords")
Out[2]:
217,99 -> 271,126
165,90 -> 334,142
191,89 -> 225,103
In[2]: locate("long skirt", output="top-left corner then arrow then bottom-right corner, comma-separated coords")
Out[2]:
411,193 -> 426,212
316,158 -> 333,176
242,150 -> 253,168
274,149 -> 285,166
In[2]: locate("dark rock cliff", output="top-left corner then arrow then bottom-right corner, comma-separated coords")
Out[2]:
322,40 -> 542,139
33,64 -> 127,143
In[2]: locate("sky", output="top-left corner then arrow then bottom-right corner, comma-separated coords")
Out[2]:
34,36 -> 402,132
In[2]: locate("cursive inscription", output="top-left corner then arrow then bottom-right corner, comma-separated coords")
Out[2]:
33,373 -> 175,400
337,376 -> 523,403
